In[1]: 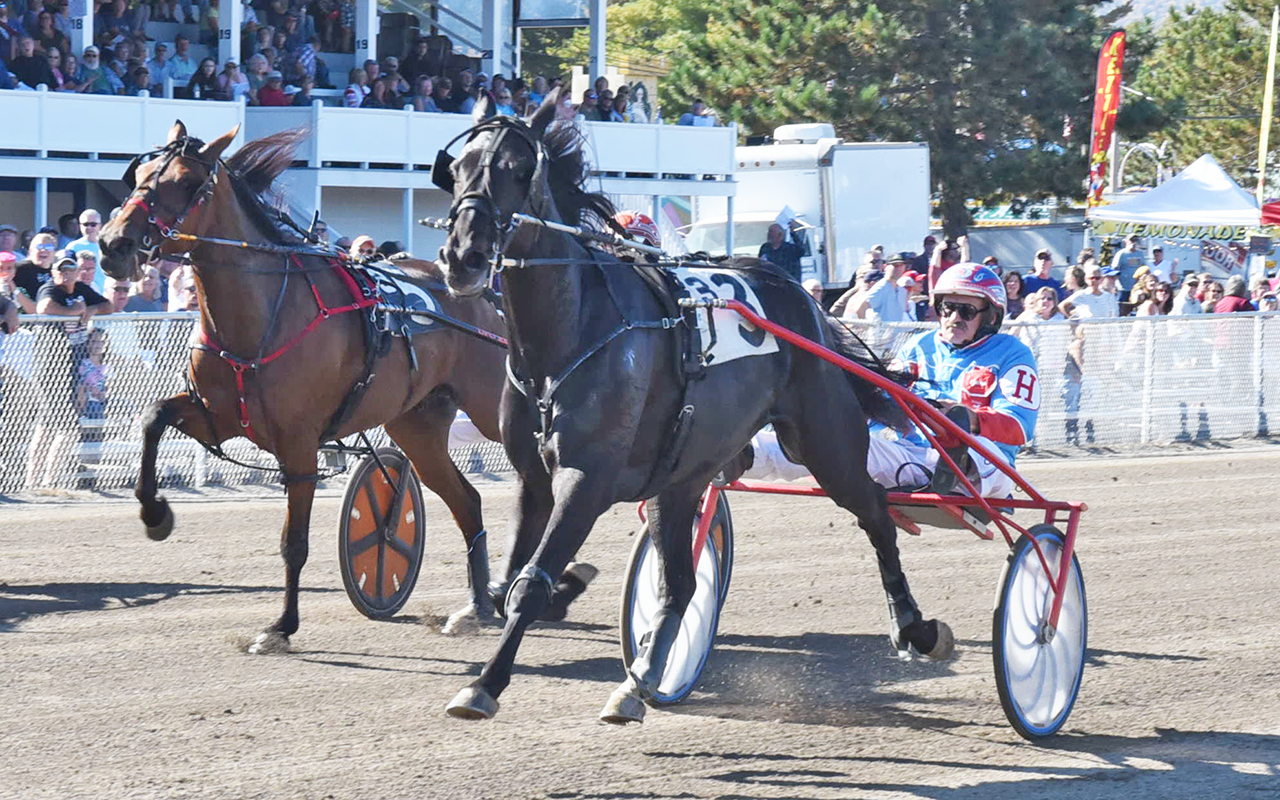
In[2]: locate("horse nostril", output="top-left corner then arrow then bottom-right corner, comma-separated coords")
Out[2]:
462,249 -> 489,273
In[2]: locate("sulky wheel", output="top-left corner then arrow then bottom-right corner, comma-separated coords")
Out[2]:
993,524 -> 1087,739
338,448 -> 426,619
619,491 -> 732,705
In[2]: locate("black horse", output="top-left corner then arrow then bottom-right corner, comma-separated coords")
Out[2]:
437,89 -> 953,722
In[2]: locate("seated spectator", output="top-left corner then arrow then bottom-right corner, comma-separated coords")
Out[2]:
14,231 -> 58,300
74,45 -> 107,93
11,35 -> 55,87
609,94 -> 629,122
124,266 -> 164,311
244,52 -> 269,95
60,52 -> 85,92
146,41 -> 173,89
256,69 -> 289,105
1170,274 -> 1203,315
432,75 -> 456,113
44,45 -> 72,89
342,66 -> 367,107
289,73 -> 315,105
1214,275 -> 1254,313
1200,280 -> 1224,312
0,250 -> 36,313
125,63 -> 151,94
362,57 -> 379,83
1135,281 -> 1173,316
153,0 -> 188,23
187,57 -> 221,99
677,98 -> 717,127
280,50 -> 307,86
381,55 -> 408,95
103,276 -> 132,312
527,74 -> 547,108
250,24 -> 273,56
576,88 -> 602,121
1023,249 -> 1064,300
349,234 -> 375,260
1003,270 -> 1025,319
0,224 -> 18,258
802,278 -> 824,304
1017,286 -> 1066,323
360,74 -> 394,108
104,57 -> 127,94
494,86 -> 515,116
168,34 -> 197,87
410,75 -> 438,112
217,59 -> 250,101
73,249 -> 99,290
166,263 -> 196,311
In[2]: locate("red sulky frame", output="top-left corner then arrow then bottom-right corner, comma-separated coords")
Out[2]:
677,298 -> 1084,635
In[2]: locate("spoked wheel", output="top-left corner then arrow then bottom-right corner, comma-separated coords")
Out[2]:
338,448 -> 426,619
993,524 -> 1087,739
620,491 -> 734,705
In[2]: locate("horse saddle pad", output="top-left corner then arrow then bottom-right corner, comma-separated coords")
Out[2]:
362,262 -> 445,336
664,265 -> 780,366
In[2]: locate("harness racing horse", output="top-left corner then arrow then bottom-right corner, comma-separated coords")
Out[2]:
436,90 -> 954,722
96,121 -> 575,649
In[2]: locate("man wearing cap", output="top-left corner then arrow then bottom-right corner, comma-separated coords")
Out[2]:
1171,274 -> 1204,315
756,223 -> 804,282
1023,249 -> 1065,301
37,255 -> 111,322
850,250 -> 913,324
0,223 -> 19,258
1149,246 -> 1178,284
1059,263 -> 1118,319
66,209 -> 103,290
1110,234 -> 1146,299
1099,266 -> 1121,299
257,70 -> 289,105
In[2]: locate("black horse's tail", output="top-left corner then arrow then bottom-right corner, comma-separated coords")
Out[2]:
820,315 -> 913,433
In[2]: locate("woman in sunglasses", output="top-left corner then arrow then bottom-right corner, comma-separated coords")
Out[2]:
741,263 -> 1040,499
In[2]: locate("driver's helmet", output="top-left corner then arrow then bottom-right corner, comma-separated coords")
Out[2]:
932,262 -> 1007,331
613,211 -> 661,249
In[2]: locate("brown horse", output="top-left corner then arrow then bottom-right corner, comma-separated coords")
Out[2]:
97,120 -> 519,649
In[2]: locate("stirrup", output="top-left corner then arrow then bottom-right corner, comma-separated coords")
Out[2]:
930,407 -> 977,495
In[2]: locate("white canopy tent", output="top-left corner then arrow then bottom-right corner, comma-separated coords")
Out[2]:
1090,153 -> 1260,228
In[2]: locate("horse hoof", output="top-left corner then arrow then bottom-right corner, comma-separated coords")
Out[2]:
925,620 -> 955,661
565,561 -> 599,586
144,499 -> 174,541
246,631 -> 290,655
600,684 -> 646,725
441,604 -> 495,636
446,686 -> 499,720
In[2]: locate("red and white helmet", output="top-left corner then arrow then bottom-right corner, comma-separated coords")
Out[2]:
933,263 -> 1007,330
613,211 -> 661,249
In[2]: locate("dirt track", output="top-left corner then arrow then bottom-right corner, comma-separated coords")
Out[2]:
2,448 -> 1279,800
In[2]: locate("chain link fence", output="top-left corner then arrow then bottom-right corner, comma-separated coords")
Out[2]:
1,311 -> 1277,495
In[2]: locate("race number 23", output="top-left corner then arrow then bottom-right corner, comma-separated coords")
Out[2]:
680,273 -> 768,348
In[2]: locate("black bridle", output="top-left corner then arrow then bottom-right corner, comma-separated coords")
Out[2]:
122,137 -> 223,254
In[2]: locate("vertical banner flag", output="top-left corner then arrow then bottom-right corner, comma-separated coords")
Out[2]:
1257,6 -> 1279,204
1088,30 -> 1126,207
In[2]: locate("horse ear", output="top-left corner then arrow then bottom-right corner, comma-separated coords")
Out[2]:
473,92 -> 496,123
199,123 -> 241,161
529,86 -> 561,138
167,120 -> 187,144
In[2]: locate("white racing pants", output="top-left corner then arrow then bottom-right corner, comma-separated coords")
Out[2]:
739,428 -> 1016,498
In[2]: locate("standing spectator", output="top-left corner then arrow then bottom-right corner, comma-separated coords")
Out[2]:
926,235 -> 966,295
1003,270 -> 1025,319
528,75 -> 547,108
1214,275 -> 1255,313
400,36 -> 430,81
14,231 -> 58,300
124,266 -> 164,311
0,250 -> 36,313
1149,246 -> 1178,284
342,65 -> 367,107
1200,280 -> 1224,312
676,98 -> 712,126
1170,275 -> 1203,315
1017,286 -> 1066,324
336,0 -> 354,52
32,9 -> 68,57
166,262 -> 196,311
493,86 -> 515,116
0,223 -> 19,258
55,213 -> 77,249
981,254 -> 1001,275
1059,264 -> 1118,319
1110,234 -> 1146,300
66,208 -> 103,289
853,250 -> 911,326
1099,266 -> 1121,298
911,234 -> 936,276
0,2 -> 23,61
103,276 -> 131,312
168,34 -> 196,87
829,260 -> 882,319
73,249 -> 99,290
11,35 -> 54,87
146,41 -> 173,89
1023,249 -> 1064,300
256,69 -> 288,104
25,255 -> 112,489
755,223 -> 803,282
801,278 -> 824,305
187,57 -> 220,99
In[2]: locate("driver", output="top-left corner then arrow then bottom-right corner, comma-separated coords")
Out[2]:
612,210 -> 661,261
743,263 -> 1041,497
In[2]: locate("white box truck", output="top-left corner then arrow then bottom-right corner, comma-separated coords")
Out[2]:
683,123 -> 931,288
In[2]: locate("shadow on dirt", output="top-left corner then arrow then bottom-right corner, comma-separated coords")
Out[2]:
0,581 -> 333,632
640,729 -> 1280,800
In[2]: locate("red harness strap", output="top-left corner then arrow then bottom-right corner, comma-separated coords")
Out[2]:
198,258 -> 379,444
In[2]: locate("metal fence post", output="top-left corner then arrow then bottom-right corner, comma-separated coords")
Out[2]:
1255,314 -> 1266,437
1140,321 -> 1155,445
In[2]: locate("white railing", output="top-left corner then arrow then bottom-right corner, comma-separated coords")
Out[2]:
1,311 -> 1277,496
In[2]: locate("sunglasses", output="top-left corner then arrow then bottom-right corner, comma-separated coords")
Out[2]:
82,221 -> 100,227
36,243 -> 55,251
935,300 -> 982,321
112,287 -> 130,293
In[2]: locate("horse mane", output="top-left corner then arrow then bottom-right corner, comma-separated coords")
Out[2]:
543,123 -> 617,232
224,128 -> 311,245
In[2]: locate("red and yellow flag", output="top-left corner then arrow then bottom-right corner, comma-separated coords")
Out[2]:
1088,30 -> 1126,207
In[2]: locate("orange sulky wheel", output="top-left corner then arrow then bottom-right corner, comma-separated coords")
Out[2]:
338,448 -> 427,619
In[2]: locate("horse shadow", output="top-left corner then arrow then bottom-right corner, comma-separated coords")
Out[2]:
643,729 -> 1280,800
0,581 -> 332,632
